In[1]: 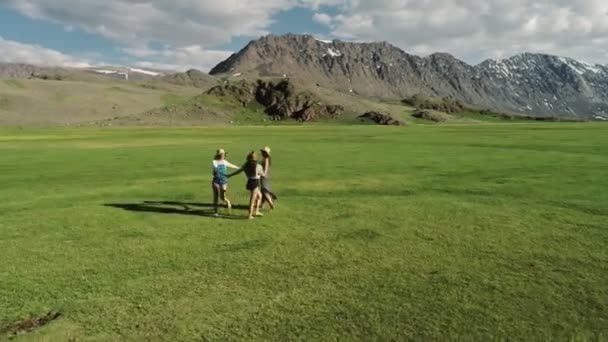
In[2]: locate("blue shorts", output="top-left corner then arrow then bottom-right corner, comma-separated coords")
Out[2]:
212,178 -> 228,186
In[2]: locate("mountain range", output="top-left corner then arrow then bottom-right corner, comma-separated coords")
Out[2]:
2,33 -> 608,121
0,63 -> 170,81
210,34 -> 608,120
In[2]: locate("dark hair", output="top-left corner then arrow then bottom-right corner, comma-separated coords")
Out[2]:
246,151 -> 257,162
244,160 -> 257,176
244,151 -> 258,176
262,153 -> 272,166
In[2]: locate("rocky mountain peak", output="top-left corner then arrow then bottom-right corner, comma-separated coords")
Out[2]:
210,34 -> 608,120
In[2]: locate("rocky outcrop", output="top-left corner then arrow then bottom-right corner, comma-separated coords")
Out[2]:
412,109 -> 450,122
359,111 -> 403,125
206,80 -> 255,106
254,80 -> 343,121
210,34 -> 608,120
206,79 -> 344,121
0,63 -> 45,78
0,63 -> 67,80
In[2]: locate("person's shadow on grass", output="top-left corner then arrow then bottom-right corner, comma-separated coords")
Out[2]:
104,201 -> 249,220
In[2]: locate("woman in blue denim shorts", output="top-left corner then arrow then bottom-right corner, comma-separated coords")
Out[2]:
211,148 -> 239,216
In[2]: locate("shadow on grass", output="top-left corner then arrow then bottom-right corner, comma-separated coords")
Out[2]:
145,201 -> 250,210
104,201 -> 249,220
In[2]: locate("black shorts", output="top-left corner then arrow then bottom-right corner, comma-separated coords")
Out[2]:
246,179 -> 260,191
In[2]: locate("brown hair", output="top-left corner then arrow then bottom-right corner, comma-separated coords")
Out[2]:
215,149 -> 226,160
244,151 -> 258,176
261,150 -> 271,166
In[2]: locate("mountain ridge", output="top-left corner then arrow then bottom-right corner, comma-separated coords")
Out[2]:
0,63 -> 173,81
210,34 -> 608,120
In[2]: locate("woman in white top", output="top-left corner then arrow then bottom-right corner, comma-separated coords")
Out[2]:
211,148 -> 240,216
228,151 -> 265,219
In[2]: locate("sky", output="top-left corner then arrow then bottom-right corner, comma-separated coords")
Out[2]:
0,0 -> 607,71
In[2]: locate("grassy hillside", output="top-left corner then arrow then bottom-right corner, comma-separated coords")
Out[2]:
161,69 -> 219,89
0,78 -> 201,125
99,78 -> 417,126
0,76 -> 418,126
1,124 -> 607,340
0,74 -> 586,127
101,93 -> 271,126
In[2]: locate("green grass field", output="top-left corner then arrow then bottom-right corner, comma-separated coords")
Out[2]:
1,124 -> 607,340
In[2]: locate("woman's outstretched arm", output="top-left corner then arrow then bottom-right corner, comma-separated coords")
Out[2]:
225,160 -> 240,169
227,166 -> 244,178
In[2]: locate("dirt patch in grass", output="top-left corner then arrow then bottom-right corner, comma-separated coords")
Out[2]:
1,311 -> 61,337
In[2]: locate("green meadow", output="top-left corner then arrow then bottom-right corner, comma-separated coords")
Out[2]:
1,124 -> 607,340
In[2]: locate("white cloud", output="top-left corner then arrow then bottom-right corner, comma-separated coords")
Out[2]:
0,36 -> 92,67
313,12 -> 333,25
3,0 -> 296,47
3,0 -> 608,67
299,0 -> 343,10
121,46 -> 159,59
318,0 -> 608,64
130,46 -> 233,72
0,35 -> 226,72
2,0 -> 299,70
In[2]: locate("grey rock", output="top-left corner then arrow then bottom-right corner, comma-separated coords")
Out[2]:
359,111 -> 403,125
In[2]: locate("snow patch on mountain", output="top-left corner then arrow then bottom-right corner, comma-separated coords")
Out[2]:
327,47 -> 342,58
128,67 -> 163,76
93,69 -> 119,75
558,57 -> 603,75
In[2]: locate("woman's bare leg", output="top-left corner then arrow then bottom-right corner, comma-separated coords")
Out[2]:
220,185 -> 232,210
258,192 -> 264,210
262,192 -> 275,210
254,190 -> 264,216
212,183 -> 220,214
248,190 -> 256,219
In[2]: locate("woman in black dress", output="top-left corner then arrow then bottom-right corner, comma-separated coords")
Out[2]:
259,146 -> 277,210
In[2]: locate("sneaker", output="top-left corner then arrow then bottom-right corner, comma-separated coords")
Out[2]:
213,213 -> 220,217
248,216 -> 255,220
255,211 -> 264,217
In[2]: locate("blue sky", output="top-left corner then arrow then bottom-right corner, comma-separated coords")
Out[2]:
0,5 -> 330,67
0,7 -> 118,59
0,5 -> 332,66
0,2 -> 340,70
0,1 -> 606,71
